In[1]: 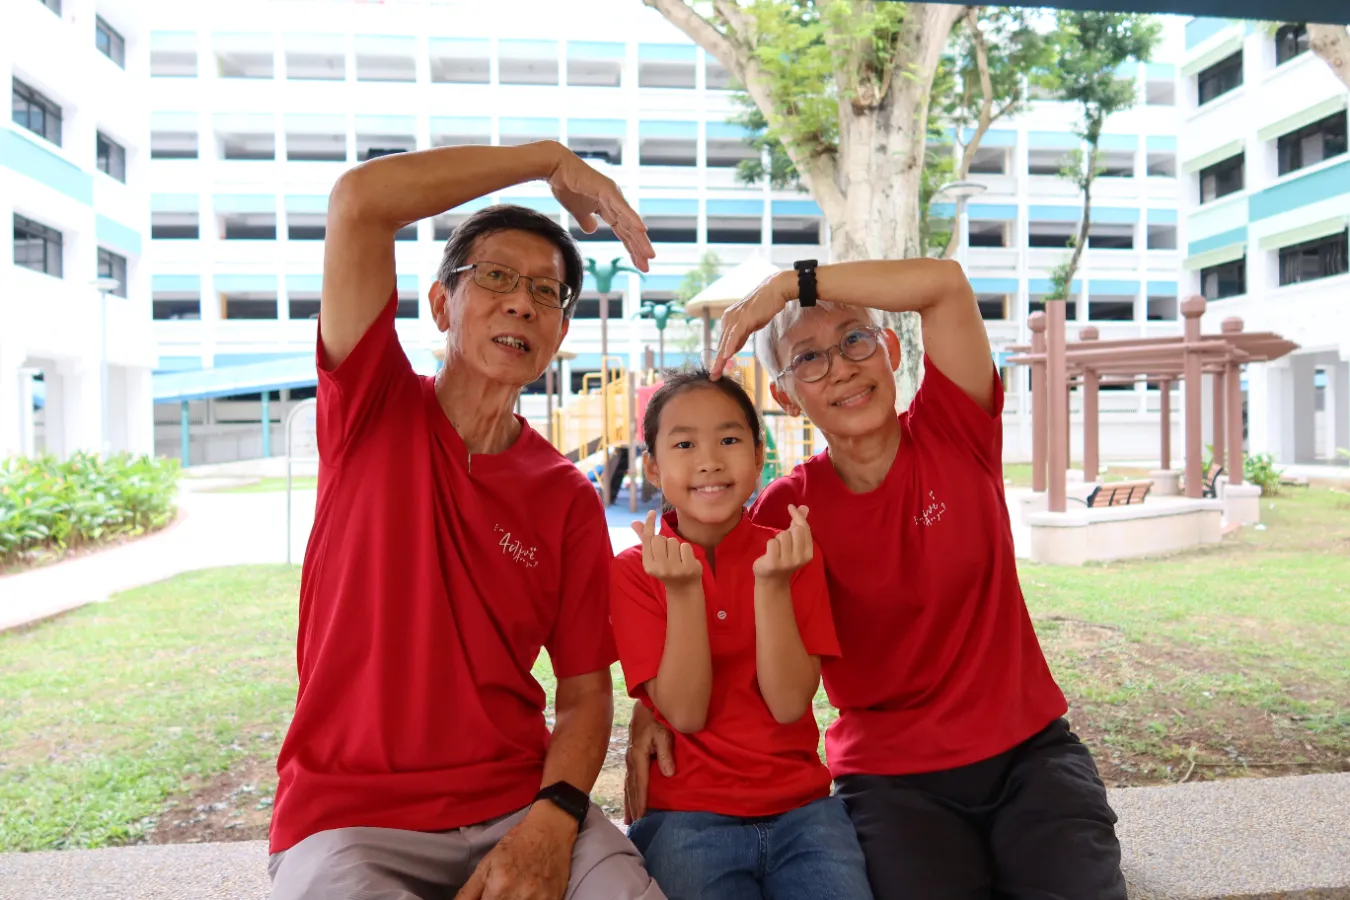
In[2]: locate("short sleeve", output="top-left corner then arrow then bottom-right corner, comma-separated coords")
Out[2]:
749,474 -> 801,531
545,490 -> 619,679
906,355 -> 1005,471
315,290 -> 417,463
609,549 -> 667,700
790,552 -> 839,659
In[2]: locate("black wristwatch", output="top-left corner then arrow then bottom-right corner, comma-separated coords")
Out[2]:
534,781 -> 590,829
794,259 -> 819,308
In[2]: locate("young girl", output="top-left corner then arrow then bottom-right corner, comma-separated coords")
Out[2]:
611,369 -> 873,900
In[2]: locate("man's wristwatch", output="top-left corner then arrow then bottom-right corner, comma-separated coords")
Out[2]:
534,781 -> 590,830
794,259 -> 819,308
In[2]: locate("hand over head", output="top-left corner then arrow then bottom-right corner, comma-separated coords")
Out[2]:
547,148 -> 654,273
711,270 -> 793,379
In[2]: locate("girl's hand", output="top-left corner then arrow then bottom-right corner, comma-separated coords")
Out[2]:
752,504 -> 813,582
631,511 -> 703,589
710,270 -> 795,379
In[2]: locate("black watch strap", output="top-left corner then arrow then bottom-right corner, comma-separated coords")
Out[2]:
794,259 -> 819,308
534,781 -> 590,829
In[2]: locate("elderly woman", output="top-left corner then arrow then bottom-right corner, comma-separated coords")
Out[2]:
626,258 -> 1125,900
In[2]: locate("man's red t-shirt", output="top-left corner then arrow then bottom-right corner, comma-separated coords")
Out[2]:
610,511 -> 839,818
269,295 -> 617,854
750,357 -> 1066,777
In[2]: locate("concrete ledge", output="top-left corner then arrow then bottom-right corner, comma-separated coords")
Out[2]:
1027,499 -> 1224,565
1,775 -> 1346,900
1223,482 -> 1262,526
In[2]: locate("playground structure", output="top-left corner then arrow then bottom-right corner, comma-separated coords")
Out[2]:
1006,295 -> 1299,565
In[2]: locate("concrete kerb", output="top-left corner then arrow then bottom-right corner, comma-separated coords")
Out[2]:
0,774 -> 1346,900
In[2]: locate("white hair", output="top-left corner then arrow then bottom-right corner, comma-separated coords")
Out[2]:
752,300 -> 885,379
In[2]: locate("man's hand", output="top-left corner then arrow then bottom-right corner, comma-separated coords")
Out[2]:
546,146 -> 654,273
632,510 -> 703,591
624,701 -> 675,824
752,505 -> 813,583
455,802 -> 578,900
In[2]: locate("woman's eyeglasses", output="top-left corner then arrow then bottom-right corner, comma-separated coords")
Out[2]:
779,326 -> 882,383
449,262 -> 576,310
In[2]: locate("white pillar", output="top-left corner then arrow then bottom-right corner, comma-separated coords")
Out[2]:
1291,355 -> 1317,464
0,345 -> 21,457
1246,364 -> 1270,457
1334,360 -> 1350,459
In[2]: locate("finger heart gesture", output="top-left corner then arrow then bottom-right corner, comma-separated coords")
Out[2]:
631,511 -> 703,588
752,504 -> 813,580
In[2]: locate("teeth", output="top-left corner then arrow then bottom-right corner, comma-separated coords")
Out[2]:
835,388 -> 871,406
693,485 -> 729,493
494,336 -> 528,351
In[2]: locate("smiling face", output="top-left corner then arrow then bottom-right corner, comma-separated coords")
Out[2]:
770,306 -> 902,441
430,229 -> 571,387
645,386 -> 764,540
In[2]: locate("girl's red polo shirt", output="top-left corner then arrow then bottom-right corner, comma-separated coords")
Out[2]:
611,512 -> 840,818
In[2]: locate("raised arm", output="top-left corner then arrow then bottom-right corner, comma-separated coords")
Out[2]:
713,258 -> 996,414
320,142 -> 654,369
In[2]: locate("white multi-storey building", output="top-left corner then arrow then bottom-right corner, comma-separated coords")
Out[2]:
2,0 -> 154,459
137,0 -> 1191,465
1180,17 -> 1350,464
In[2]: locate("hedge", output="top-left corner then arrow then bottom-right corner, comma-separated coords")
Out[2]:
0,453 -> 180,567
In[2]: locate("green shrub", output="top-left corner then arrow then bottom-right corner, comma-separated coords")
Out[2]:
1244,452 -> 1283,496
0,453 -> 180,566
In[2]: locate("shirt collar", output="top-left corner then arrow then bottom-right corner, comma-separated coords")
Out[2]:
659,509 -> 756,557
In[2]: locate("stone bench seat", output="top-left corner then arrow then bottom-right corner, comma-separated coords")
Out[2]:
1,774 -> 1346,900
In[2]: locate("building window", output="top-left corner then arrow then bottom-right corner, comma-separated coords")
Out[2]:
1275,24 -> 1309,65
706,58 -> 732,90
1145,78 -> 1175,106
1098,151 -> 1135,177
1146,152 -> 1176,177
1197,52 -> 1242,106
968,147 -> 1008,175
1028,220 -> 1075,248
1276,112 -> 1347,176
96,132 -> 126,182
151,212 -> 199,239
1147,295 -> 1178,320
12,79 -> 62,146
96,247 -> 128,297
151,130 -> 198,159
1278,231 -> 1348,286
14,214 -> 63,277
153,292 -> 200,320
151,47 -> 197,77
95,16 -> 126,68
1199,153 -> 1243,203
977,294 -> 1007,320
969,221 -> 1008,248
221,292 -> 277,320
288,214 -> 326,241
37,0 -> 61,14
570,295 -> 623,320
1200,258 -> 1246,300
1028,149 -> 1069,176
1147,224 -> 1177,249
1088,295 -> 1135,321
1087,222 -> 1134,250
220,213 -> 277,240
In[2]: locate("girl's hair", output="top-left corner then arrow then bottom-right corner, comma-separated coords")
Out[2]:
641,368 -> 763,451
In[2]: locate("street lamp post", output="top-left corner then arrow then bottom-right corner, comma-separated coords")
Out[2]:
90,276 -> 120,456
583,258 -> 644,506
938,180 -> 987,272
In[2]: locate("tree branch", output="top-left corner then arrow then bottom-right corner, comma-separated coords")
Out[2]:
641,0 -> 737,71
1309,24 -> 1350,92
943,6 -> 994,260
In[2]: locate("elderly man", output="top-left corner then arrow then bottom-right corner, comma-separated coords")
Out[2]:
267,141 -> 663,900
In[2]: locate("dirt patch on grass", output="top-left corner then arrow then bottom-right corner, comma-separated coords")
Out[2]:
142,755 -> 277,845
1038,618 -> 1350,787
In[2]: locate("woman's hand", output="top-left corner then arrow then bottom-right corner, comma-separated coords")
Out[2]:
710,270 -> 795,379
546,146 -> 654,272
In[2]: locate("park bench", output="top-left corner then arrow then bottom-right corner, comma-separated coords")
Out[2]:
3,773 -> 1346,899
1082,479 -> 1154,508
1200,463 -> 1224,498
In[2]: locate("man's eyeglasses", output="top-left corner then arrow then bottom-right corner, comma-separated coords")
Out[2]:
449,262 -> 576,310
779,326 -> 883,383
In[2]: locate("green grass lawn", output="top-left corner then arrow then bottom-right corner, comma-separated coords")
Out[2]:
206,476 -> 318,494
1,486 -> 1347,851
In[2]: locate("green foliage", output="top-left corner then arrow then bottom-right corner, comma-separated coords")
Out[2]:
1244,452 -> 1284,496
0,452 -> 180,566
732,100 -> 800,189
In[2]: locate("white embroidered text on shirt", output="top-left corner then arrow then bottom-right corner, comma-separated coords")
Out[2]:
914,491 -> 947,528
494,525 -> 540,568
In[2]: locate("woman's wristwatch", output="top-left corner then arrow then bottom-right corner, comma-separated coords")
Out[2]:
794,259 -> 818,308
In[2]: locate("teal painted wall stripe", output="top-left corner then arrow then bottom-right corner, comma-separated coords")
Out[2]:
1089,279 -> 1140,295
499,39 -> 557,55
1095,207 -> 1140,224
286,274 -> 322,293
1029,205 -> 1081,222
1028,131 -> 1079,150
1148,208 -> 1178,224
215,274 -> 278,292
1185,17 -> 1231,51
772,199 -> 822,217
969,204 -> 1018,221
1148,281 -> 1178,296
639,120 -> 698,139
0,128 -> 93,204
959,128 -> 1018,148
706,122 -> 751,140
637,43 -> 696,62
1030,278 -> 1083,294
971,278 -> 1019,294
95,214 -> 143,257
499,117 -> 560,136
153,275 -> 201,293
640,274 -> 686,291
1099,134 -> 1138,152
396,274 -> 418,292
568,41 -> 625,60
1147,135 -> 1177,152
707,199 -> 762,216
569,118 -> 627,137
1248,159 -> 1350,221
640,198 -> 698,216
1187,225 -> 1247,255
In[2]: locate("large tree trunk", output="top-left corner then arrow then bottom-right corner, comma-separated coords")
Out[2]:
642,0 -> 965,410
1309,24 -> 1350,91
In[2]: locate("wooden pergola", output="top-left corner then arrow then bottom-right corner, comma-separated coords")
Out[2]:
1007,295 -> 1299,513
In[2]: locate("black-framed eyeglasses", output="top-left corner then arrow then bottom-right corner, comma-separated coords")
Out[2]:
449,261 -> 576,310
779,326 -> 882,383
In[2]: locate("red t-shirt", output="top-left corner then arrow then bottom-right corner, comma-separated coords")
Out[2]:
269,295 -> 617,854
610,511 -> 839,818
750,357 -> 1066,777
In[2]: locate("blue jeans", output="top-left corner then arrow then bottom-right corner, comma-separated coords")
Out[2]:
628,796 -> 874,900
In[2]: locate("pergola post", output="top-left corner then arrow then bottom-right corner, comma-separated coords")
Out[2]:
1223,317 -> 1246,486
1046,302 -> 1068,513
1159,378 -> 1172,470
1211,369 -> 1226,471
1182,296 -> 1206,499
1080,326 -> 1100,483
1029,313 -> 1048,493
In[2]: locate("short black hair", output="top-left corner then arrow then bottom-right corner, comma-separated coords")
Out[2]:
436,204 -> 584,319
641,368 -> 763,450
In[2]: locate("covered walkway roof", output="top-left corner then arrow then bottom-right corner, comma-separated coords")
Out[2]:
151,350 -> 441,404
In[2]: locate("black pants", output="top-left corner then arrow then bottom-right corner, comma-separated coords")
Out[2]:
834,718 -> 1125,900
